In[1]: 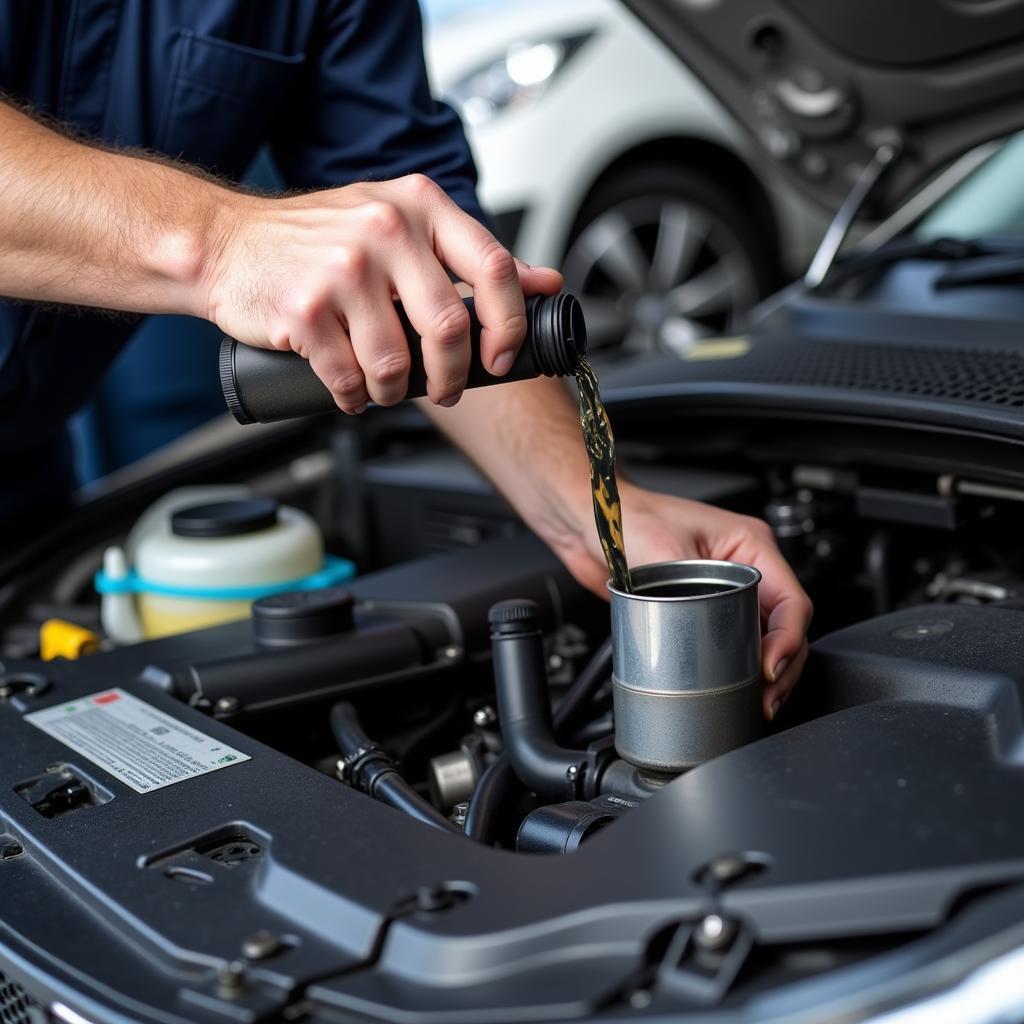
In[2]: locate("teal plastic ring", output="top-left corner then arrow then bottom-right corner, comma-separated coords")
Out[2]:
95,554 -> 356,601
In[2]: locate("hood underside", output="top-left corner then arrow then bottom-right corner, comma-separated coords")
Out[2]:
621,0 -> 1024,213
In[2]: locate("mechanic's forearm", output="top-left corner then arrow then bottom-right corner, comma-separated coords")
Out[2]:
0,99 -> 231,316
421,377 -> 599,550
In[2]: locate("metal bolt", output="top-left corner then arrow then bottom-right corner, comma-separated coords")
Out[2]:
707,854 -> 751,885
548,653 -> 564,671
214,696 -> 240,715
451,801 -> 469,829
439,645 -> 464,662
242,930 -> 283,961
694,913 -> 737,952
628,990 -> 652,1008
415,884 -> 456,913
217,960 -> 248,997
472,706 -> 496,728
801,151 -> 829,180
0,685 -> 12,702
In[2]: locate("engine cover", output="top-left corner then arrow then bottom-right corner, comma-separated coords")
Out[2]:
2,552 -> 1024,1023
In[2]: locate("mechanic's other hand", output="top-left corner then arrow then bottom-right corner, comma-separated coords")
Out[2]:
202,174 -> 562,412
555,485 -> 812,720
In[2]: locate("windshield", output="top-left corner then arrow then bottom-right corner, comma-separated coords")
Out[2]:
917,131 -> 1024,241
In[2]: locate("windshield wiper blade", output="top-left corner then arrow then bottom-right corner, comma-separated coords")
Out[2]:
821,236 -> 995,290
935,254 -> 1024,290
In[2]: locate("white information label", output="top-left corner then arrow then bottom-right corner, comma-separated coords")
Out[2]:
24,688 -> 250,794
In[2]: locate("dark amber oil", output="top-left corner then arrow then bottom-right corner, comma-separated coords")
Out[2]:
636,582 -> 734,598
574,357 -> 632,593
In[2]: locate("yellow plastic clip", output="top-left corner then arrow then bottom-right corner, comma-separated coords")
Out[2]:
40,619 -> 101,661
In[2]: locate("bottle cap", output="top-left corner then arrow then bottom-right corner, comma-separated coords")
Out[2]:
171,499 -> 279,538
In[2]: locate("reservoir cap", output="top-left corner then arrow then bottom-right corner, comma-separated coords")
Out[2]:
252,587 -> 355,646
171,498 -> 279,538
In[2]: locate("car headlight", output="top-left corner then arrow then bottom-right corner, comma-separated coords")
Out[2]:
445,33 -> 594,126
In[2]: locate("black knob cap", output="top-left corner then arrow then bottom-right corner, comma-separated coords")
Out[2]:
252,587 -> 355,647
172,498 -> 279,538
488,599 -> 541,636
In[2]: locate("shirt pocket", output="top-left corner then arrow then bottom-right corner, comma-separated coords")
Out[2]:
158,30 -> 305,175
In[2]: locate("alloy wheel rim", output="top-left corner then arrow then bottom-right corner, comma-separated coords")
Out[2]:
562,196 -> 760,358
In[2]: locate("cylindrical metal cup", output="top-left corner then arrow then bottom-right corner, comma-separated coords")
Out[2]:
610,560 -> 762,772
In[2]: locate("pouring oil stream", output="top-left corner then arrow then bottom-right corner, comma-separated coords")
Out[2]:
574,356 -> 632,593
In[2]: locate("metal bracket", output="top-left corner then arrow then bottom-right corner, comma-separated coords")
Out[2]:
655,913 -> 754,1004
804,138 -> 903,289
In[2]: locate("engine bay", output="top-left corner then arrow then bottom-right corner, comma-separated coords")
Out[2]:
4,383 -> 1024,1022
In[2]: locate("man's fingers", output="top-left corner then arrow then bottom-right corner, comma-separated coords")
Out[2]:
514,257 -> 564,297
730,523 -> 812,719
283,179 -> 569,414
391,260 -> 471,407
303,316 -> 369,414
759,573 -> 814,718
761,588 -> 811,674
763,641 -> 808,720
344,283 -> 412,406
429,201 -> 526,376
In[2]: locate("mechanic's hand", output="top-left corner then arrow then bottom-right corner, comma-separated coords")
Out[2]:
555,485 -> 813,720
202,174 -> 563,412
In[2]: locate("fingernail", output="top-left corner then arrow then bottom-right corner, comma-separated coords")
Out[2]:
771,657 -> 790,683
439,394 -> 461,408
352,404 -> 367,415
491,351 -> 514,376
769,699 -> 781,721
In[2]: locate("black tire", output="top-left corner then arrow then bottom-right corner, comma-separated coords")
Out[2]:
562,163 -> 778,356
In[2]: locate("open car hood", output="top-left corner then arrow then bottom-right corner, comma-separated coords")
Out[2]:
621,0 -> 1024,213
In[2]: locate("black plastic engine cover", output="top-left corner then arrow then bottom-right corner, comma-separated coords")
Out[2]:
3,588 -> 1024,1022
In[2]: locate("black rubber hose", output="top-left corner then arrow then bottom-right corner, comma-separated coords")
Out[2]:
463,757 -> 517,844
553,637 -> 613,736
330,701 -> 457,833
465,634 -> 613,844
371,771 -> 458,832
489,601 -> 589,800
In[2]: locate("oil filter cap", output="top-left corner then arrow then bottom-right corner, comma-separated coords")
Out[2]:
252,587 -> 355,646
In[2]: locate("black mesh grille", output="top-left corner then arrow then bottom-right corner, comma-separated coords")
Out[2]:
0,969 -> 35,1024
720,342 -> 1024,407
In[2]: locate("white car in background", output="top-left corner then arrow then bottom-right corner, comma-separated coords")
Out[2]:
424,0 -> 827,359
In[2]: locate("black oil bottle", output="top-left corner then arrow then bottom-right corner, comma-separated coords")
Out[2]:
220,292 -> 587,424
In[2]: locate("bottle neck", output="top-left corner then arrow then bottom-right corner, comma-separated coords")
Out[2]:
527,293 -> 588,377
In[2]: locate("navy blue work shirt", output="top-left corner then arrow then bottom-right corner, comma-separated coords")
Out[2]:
0,0 -> 483,537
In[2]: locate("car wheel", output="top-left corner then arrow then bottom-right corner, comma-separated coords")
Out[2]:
561,164 -> 775,358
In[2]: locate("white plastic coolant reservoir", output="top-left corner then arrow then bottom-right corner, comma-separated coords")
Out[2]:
133,490 -> 322,639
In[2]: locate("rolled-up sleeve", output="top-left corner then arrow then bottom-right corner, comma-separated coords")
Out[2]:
270,0 -> 487,225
